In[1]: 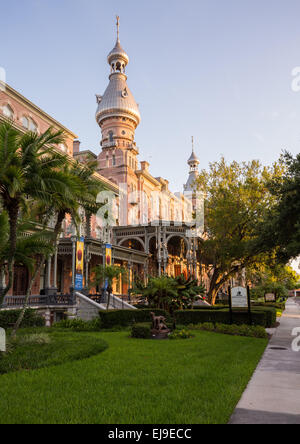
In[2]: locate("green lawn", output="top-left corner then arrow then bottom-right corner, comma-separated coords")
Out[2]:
0,330 -> 267,424
0,330 -> 108,374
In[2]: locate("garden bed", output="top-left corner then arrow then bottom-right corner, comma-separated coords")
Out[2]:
0,328 -> 108,374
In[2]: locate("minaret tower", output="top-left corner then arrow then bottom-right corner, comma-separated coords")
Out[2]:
96,16 -> 141,182
184,137 -> 200,192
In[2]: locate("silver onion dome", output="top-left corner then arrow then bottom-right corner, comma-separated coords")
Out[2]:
96,74 -> 141,126
107,40 -> 129,66
96,17 -> 141,126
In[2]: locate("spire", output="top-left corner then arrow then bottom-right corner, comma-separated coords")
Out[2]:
184,138 -> 200,192
107,16 -> 129,72
116,15 -> 120,42
188,136 -> 200,166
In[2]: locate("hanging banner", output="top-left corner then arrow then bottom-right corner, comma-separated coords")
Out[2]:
75,237 -> 85,290
105,243 -> 112,267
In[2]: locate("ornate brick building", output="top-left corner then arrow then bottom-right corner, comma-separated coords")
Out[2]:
0,19 -> 207,321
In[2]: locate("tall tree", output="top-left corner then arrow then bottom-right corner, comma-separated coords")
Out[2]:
257,152 -> 300,263
0,122 -> 66,304
196,157 -> 284,304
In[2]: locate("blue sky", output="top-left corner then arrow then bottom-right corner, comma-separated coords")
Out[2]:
2,0 -> 300,191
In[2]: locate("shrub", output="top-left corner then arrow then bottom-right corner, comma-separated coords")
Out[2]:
54,318 -> 102,332
194,322 -> 215,332
253,301 -> 286,311
192,305 -> 227,310
0,331 -> 108,375
188,322 -> 267,339
0,309 -> 45,329
99,309 -> 168,329
15,333 -> 51,345
169,329 -> 193,340
250,306 -> 277,327
131,323 -> 151,339
174,309 -> 267,327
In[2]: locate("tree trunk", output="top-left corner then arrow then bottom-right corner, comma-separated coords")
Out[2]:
0,204 -> 19,306
10,211 -> 65,337
207,269 -> 220,305
106,285 -> 112,310
11,257 -> 44,339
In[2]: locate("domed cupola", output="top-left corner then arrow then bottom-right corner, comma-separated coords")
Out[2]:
184,137 -> 200,192
96,16 -> 141,129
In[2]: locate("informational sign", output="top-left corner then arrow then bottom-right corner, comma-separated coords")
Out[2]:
74,237 -> 84,291
265,293 -> 276,303
0,328 -> 6,352
105,244 -> 112,267
231,286 -> 248,308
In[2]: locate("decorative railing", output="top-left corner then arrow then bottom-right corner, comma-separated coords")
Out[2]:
2,294 -> 76,308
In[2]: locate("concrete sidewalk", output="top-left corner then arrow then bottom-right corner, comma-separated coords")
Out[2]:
230,298 -> 300,424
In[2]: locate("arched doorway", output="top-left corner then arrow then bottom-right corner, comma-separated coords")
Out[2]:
167,236 -> 188,278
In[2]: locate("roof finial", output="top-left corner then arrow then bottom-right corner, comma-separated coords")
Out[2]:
191,136 -> 194,152
116,15 -> 120,42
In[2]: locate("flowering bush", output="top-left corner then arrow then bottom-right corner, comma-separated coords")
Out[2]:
168,329 -> 193,340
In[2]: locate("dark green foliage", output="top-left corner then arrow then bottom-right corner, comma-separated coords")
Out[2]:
252,301 -> 286,311
54,318 -> 102,332
99,309 -> 168,329
188,322 -> 267,339
132,275 -> 205,313
131,323 -> 151,339
0,329 -> 108,375
257,152 -> 300,262
0,309 -> 45,329
192,305 -> 228,310
174,309 -> 268,327
251,306 -> 277,327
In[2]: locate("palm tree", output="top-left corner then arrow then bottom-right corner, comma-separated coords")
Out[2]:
136,276 -> 178,312
10,225 -> 54,338
0,208 -> 54,335
90,265 -> 128,310
133,275 -> 206,313
174,275 -> 206,309
0,122 -> 66,304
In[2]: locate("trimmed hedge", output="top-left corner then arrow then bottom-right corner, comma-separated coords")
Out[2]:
251,306 -> 277,328
99,309 -> 168,329
131,323 -> 151,339
190,322 -> 268,339
253,302 -> 286,311
0,309 -> 45,329
193,305 -> 228,310
174,309 -> 268,327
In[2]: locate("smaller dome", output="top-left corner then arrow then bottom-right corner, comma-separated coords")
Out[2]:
188,150 -> 199,165
108,40 -> 129,66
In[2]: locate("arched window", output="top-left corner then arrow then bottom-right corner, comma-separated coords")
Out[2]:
22,116 -> 29,129
112,154 -> 116,166
2,104 -> 14,119
108,131 -> 114,143
29,119 -> 38,132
